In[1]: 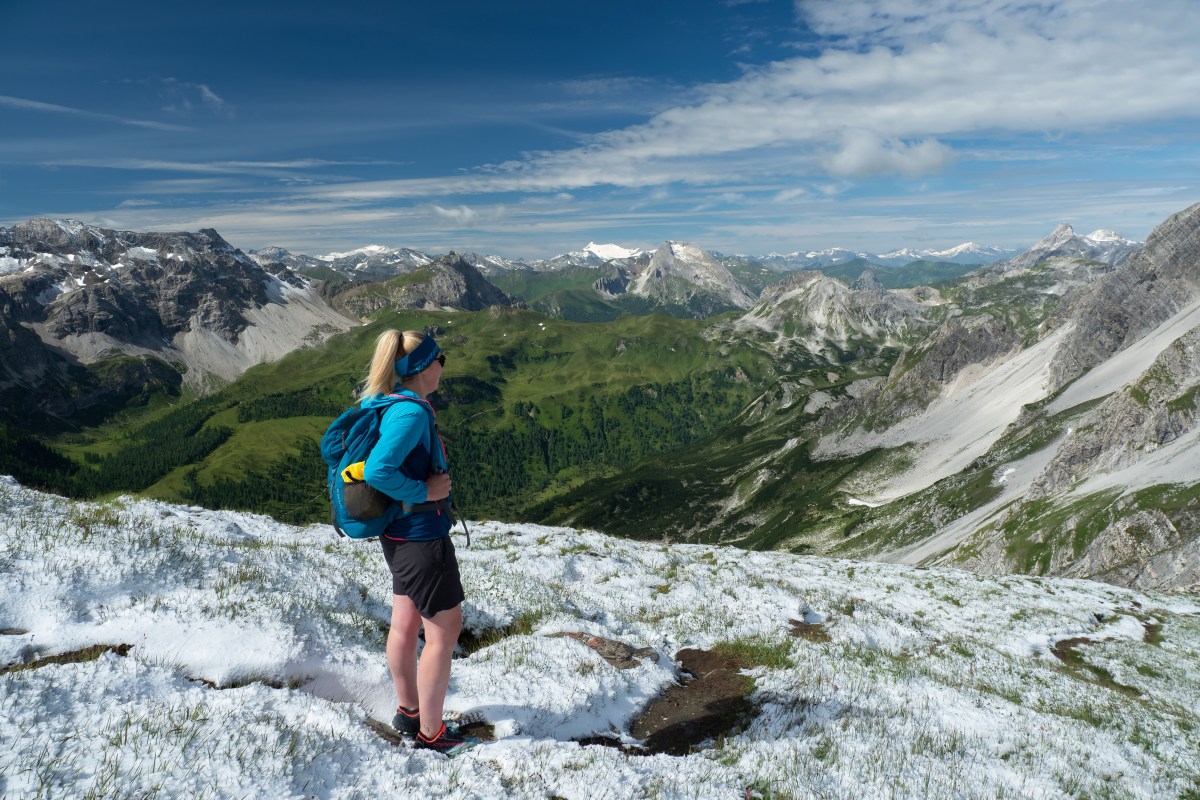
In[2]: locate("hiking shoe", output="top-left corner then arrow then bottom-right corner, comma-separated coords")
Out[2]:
391,706 -> 420,739
415,723 -> 481,757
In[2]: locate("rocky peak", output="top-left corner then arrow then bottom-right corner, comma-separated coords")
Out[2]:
1046,202 -> 1200,393
736,269 -> 931,361
852,270 -> 884,293
631,241 -> 756,312
993,221 -> 1142,273
333,252 -> 520,315
0,218 -> 354,423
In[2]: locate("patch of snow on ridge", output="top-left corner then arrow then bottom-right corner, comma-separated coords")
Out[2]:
1085,229 -> 1132,243
1,479 -> 1198,799
585,242 -> 641,260
124,246 -> 160,262
318,244 -> 392,261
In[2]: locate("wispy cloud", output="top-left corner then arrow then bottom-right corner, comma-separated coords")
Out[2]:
118,78 -> 235,118
272,0 -> 1199,205
430,204 -> 480,226
0,95 -> 193,132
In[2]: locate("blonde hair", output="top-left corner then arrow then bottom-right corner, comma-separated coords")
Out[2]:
363,329 -> 426,397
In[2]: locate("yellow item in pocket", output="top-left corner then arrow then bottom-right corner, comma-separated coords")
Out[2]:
341,461 -> 367,483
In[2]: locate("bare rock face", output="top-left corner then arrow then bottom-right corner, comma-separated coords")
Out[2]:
1061,510 -> 1186,582
1031,327 -> 1200,499
1083,518 -> 1200,592
0,218 -> 353,426
737,270 -> 931,361
334,253 -> 519,315
985,223 -> 1142,274
852,270 -> 884,293
822,314 -> 1021,433
1046,203 -> 1200,394
593,242 -> 754,317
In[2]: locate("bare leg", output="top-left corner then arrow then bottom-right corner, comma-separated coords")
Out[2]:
387,594 -> 423,710
418,603 -> 462,738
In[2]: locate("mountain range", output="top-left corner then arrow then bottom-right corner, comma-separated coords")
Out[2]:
7,206 -> 1200,596
0,218 -> 354,427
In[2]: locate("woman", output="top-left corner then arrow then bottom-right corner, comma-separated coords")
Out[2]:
359,329 -> 479,757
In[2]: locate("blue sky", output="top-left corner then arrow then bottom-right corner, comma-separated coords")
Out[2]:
2,0 -> 1198,258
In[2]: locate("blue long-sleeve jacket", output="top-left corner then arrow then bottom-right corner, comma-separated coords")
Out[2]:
361,390 -> 451,541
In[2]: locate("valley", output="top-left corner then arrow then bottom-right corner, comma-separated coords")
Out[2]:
2,207 -> 1199,593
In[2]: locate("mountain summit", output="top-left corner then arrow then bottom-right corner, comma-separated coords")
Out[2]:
593,241 -> 756,317
0,218 -> 354,426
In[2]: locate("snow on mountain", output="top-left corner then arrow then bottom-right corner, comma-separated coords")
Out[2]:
0,219 -> 356,402
584,242 -> 643,261
1,477 -> 1197,799
619,241 -> 756,313
756,249 -> 859,271
993,224 -> 1143,273
873,242 -> 1016,267
533,242 -> 647,271
448,251 -> 532,277
319,244 -> 394,261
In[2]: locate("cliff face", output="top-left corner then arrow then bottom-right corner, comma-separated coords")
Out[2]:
731,269 -> 934,367
592,242 -> 755,318
0,218 -> 354,426
820,314 -> 1022,433
1046,203 -> 1200,393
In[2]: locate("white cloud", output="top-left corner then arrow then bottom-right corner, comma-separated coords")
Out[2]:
825,133 -> 954,178
0,95 -> 192,132
281,0 -> 1200,203
430,204 -> 480,225
157,78 -> 235,118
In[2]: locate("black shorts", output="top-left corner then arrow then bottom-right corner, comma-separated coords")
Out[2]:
380,536 -> 464,619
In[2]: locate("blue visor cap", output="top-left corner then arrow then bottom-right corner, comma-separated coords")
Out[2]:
395,336 -> 440,378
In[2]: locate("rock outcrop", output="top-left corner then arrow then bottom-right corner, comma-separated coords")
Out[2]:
1045,203 -> 1200,393
821,314 -> 1022,432
593,242 -> 754,317
333,253 -> 520,315
735,270 -> 933,362
0,218 -> 354,425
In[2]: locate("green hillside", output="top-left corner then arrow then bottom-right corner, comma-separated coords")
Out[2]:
489,265 -> 601,304
820,259 -> 980,288
25,308 -> 777,525
721,258 -> 786,295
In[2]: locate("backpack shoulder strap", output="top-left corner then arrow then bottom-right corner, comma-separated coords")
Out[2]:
381,394 -> 446,472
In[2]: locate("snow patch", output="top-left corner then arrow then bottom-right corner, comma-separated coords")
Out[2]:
584,242 -> 641,260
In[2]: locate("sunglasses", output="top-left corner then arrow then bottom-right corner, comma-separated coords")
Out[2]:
436,354 -> 446,367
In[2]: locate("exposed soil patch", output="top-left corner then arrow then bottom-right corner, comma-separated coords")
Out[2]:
789,619 -> 831,643
456,612 -> 542,656
627,647 -> 755,756
189,675 -> 301,690
1,643 -> 132,675
365,716 -> 406,746
1050,636 -> 1095,664
1051,636 -> 1140,698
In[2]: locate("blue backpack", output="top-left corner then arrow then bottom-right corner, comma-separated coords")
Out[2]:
320,393 -> 446,539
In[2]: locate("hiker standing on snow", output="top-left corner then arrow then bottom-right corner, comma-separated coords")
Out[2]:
359,329 -> 479,756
